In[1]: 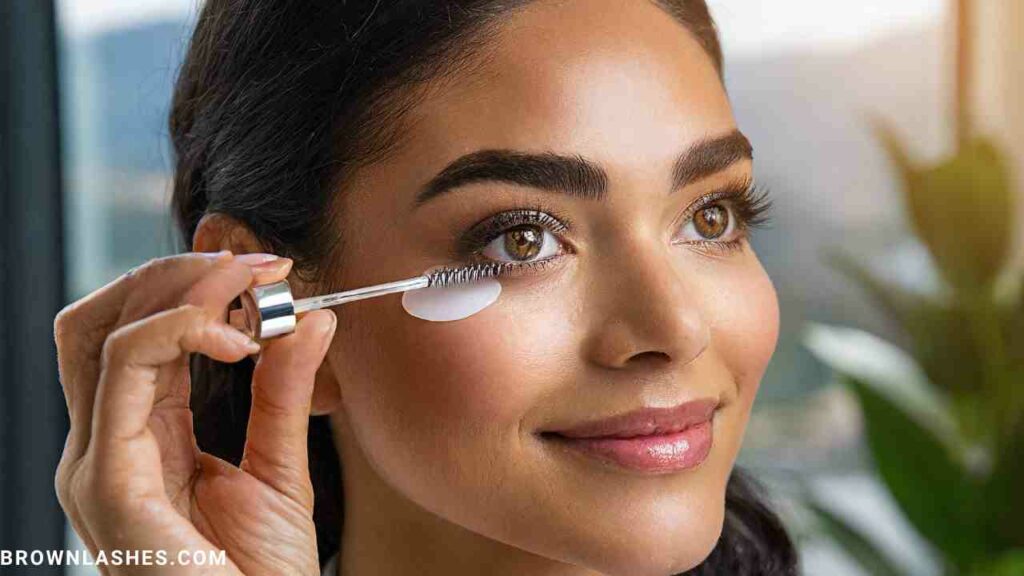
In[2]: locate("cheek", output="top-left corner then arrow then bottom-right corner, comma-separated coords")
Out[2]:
393,284 -> 574,426
329,278 -> 576,488
705,254 -> 780,410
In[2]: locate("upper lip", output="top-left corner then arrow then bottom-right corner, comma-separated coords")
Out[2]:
544,397 -> 720,439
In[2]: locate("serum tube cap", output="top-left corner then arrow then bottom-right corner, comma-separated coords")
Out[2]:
229,280 -> 297,340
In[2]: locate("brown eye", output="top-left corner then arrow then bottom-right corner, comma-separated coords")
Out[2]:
482,223 -> 562,263
504,225 -> 543,260
693,205 -> 728,239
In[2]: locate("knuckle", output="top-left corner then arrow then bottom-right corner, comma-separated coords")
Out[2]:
122,258 -> 157,284
178,304 -> 212,343
54,453 -> 74,508
99,304 -> 209,369
177,302 -> 209,325
55,452 -> 96,523
126,253 -> 214,285
99,327 -> 130,369
54,253 -> 219,348
177,301 -> 205,316
53,302 -> 84,348
122,255 -> 167,285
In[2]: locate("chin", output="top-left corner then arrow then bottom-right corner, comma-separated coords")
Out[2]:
566,500 -> 727,576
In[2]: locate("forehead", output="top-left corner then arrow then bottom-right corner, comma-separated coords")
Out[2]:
398,0 -> 735,172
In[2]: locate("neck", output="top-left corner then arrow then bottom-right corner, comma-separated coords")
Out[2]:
329,412 -> 606,576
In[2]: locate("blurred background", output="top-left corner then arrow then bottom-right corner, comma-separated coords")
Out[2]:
1,1 -> 1020,574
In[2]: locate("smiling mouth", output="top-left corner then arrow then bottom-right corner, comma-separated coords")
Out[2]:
535,400 -> 721,474
538,418 -> 715,474
539,397 -> 720,439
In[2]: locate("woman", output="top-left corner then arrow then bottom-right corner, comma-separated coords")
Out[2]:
54,1 -> 799,574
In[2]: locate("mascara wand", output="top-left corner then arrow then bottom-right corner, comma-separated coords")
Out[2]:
229,262 -> 506,340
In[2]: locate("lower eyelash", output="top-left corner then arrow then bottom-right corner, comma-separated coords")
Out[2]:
457,183 -> 771,270
467,251 -> 563,278
501,256 -> 561,275
688,237 -> 747,256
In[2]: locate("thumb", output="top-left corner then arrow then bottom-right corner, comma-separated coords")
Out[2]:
240,308 -> 336,508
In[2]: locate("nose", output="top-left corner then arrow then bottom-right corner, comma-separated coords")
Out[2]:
582,246 -> 710,371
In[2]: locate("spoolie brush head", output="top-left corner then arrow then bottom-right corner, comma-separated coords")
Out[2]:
427,262 -> 509,288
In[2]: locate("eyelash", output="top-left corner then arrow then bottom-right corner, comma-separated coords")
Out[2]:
455,182 -> 774,274
673,181 -> 774,255
455,204 -> 573,276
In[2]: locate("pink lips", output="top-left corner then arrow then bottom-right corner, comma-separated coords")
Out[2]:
542,398 -> 719,473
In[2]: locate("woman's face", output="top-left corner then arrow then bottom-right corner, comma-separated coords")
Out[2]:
320,1 -> 779,574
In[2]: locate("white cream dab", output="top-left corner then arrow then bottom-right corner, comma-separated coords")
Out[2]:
401,277 -> 501,321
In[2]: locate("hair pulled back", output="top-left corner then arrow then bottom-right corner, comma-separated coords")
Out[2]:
170,2 -> 798,573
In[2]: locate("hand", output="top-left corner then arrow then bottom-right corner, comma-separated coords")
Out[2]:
53,251 -> 336,575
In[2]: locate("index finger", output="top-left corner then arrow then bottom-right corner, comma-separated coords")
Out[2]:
55,251 -> 233,350
53,251 -> 236,461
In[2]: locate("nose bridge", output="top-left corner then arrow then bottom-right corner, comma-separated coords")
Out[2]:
583,235 -> 710,370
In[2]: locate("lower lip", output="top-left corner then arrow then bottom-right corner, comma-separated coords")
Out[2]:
542,419 -> 714,473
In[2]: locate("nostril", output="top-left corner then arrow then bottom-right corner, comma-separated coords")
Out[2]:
627,350 -> 672,365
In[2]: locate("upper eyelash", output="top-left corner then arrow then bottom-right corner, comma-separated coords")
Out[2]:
681,180 -> 774,235
454,203 -> 572,258
453,181 -> 773,262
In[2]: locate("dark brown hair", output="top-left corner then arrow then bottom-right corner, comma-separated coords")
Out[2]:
171,2 -> 797,573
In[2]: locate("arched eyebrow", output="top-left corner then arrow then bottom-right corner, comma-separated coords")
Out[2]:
670,130 -> 752,191
412,129 -> 752,208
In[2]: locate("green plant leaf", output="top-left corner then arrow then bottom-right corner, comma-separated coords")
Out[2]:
984,418 -> 1024,551
826,249 -> 932,326
803,323 -> 959,446
970,549 -> 1024,576
804,498 -> 907,576
844,374 -> 987,570
825,251 -> 989,401
1005,273 -> 1024,375
872,119 -> 1015,292
872,116 -> 916,181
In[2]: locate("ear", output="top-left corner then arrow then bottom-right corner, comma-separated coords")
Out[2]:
193,212 -> 265,254
194,213 -> 344,415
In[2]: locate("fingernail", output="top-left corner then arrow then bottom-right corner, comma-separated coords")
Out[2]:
235,253 -> 280,266
321,311 -> 337,352
200,249 -> 233,261
321,310 -> 337,334
251,257 -> 293,275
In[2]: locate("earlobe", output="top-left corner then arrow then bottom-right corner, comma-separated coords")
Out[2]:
311,359 -> 343,415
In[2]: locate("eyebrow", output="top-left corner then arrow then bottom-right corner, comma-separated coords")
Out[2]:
413,129 -> 752,208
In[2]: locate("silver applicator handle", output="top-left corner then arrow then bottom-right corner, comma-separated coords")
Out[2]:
229,275 -> 430,340
228,261 -> 504,340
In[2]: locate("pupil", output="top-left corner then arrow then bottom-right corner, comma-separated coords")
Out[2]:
695,206 -> 728,239
505,226 -> 542,260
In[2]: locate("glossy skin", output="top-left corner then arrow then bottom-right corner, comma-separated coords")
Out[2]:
52,1 -> 779,575
314,1 -> 780,575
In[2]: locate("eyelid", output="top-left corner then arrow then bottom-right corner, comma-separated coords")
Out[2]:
669,179 -> 773,255
676,183 -> 744,228
454,204 -> 574,259
674,179 -> 769,231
